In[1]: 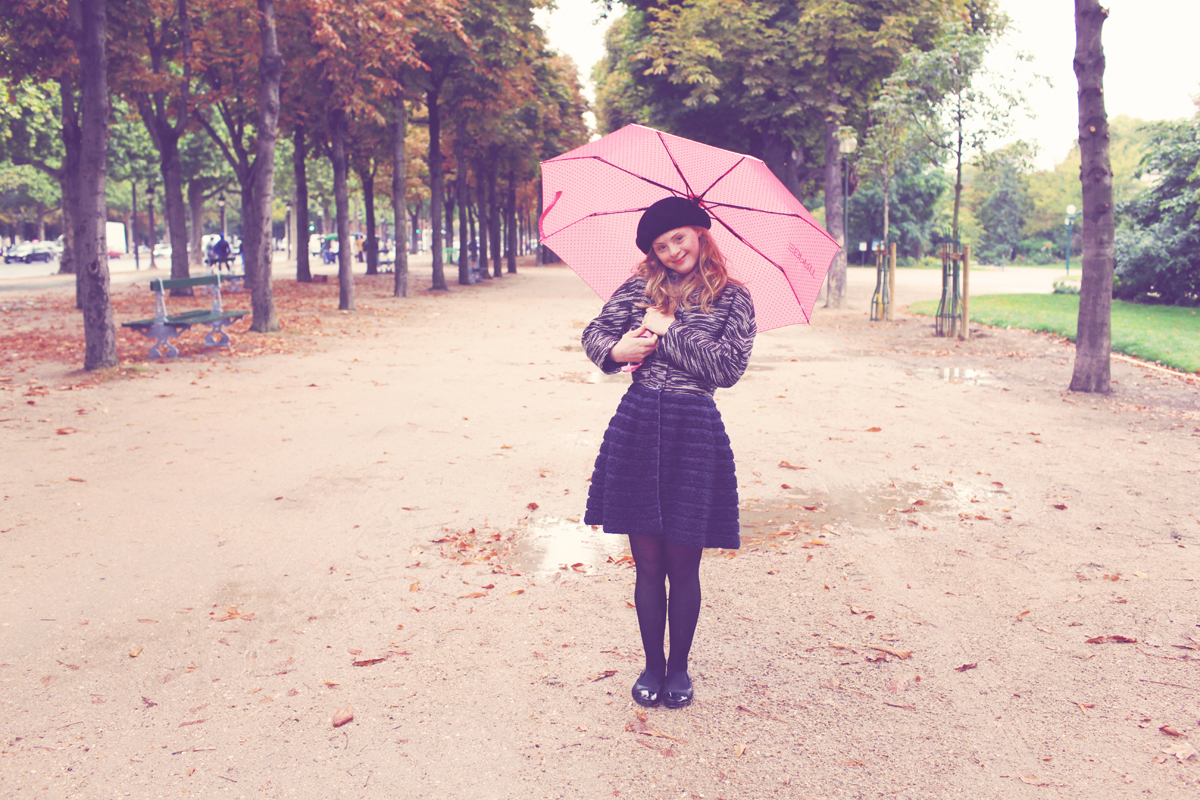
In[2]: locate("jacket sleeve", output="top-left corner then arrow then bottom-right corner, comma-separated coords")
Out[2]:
654,285 -> 756,388
582,278 -> 645,374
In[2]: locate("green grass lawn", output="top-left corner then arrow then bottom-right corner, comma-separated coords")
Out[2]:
908,294 -> 1200,373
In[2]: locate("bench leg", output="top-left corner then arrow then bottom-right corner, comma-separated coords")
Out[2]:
131,322 -> 183,358
203,316 -> 241,347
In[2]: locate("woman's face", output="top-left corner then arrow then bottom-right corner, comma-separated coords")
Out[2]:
651,226 -> 701,276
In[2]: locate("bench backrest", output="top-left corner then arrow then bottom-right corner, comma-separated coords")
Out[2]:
149,274 -> 223,321
149,275 -> 220,292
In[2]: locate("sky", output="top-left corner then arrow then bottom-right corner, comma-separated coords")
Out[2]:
533,0 -> 1200,170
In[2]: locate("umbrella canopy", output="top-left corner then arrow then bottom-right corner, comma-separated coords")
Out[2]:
539,124 -> 841,332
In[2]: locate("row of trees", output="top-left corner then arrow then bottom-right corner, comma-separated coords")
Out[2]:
843,115 -> 1156,268
0,0 -> 588,370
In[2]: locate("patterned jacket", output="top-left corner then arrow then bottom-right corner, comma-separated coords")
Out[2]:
582,275 -> 757,397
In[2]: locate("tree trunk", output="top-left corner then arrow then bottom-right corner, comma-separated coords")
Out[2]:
147,188 -> 157,269
1069,0 -> 1115,394
506,168 -> 517,274
362,165 -> 378,276
187,179 -> 205,273
161,141 -> 192,293
427,87 -> 447,290
72,0 -> 117,370
130,181 -> 139,270
475,155 -> 490,280
452,122 -> 467,284
35,201 -> 46,240
330,106 -> 354,310
246,0 -> 282,332
823,117 -> 846,308
488,161 -> 501,278
391,90 -> 408,297
58,78 -> 80,278
294,127 -> 312,282
951,107 -> 964,247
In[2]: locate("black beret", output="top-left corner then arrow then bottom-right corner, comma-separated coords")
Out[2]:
635,196 -> 711,254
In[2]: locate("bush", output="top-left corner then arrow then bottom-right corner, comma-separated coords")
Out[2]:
1052,278 -> 1080,295
1113,118 -> 1200,307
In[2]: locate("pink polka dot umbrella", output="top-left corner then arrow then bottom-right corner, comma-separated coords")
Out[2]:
539,124 -> 840,331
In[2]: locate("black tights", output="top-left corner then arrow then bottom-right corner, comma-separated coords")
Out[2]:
628,534 -> 702,692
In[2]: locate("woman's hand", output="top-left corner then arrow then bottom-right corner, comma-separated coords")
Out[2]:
609,325 -> 658,363
642,307 -> 676,336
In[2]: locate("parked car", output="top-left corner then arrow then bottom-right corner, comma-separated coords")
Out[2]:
4,241 -> 55,263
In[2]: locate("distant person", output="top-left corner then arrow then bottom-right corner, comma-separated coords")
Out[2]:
212,234 -> 232,269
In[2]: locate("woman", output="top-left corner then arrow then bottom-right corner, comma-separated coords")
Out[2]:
582,196 -> 756,709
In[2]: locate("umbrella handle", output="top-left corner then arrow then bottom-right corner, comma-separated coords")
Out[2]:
620,362 -> 642,373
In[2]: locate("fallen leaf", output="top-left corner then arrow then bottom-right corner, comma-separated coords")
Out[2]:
1086,635 -> 1138,644
848,605 -> 873,615
129,647 -> 143,658
734,744 -> 747,757
141,696 -> 157,708
1161,741 -> 1197,762
138,618 -> 159,623
526,502 -> 539,511
352,657 -> 388,667
865,427 -> 882,432
781,483 -> 791,489
510,589 -> 525,595
869,646 -> 913,660
590,669 -> 617,682
56,427 -> 78,435
459,592 -> 488,599
801,539 -> 828,548
778,460 -> 806,470
1051,504 -> 1068,510
332,705 -> 354,728
1159,725 -> 1183,737
955,663 -> 978,672
179,719 -> 208,728
1020,775 -> 1049,786
323,679 -> 340,687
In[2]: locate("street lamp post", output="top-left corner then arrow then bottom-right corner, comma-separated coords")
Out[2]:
219,194 -> 227,237
285,200 -> 292,261
839,135 -> 857,259
1064,204 -> 1079,275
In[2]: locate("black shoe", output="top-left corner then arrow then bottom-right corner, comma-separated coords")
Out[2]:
632,669 -> 664,708
663,672 -> 693,709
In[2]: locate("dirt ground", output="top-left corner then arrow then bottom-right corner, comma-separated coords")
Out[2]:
1,261 -> 1198,799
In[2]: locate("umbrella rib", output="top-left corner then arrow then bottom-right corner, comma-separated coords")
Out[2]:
545,155 -> 683,196
656,131 -> 698,198
696,158 -> 746,201
708,209 -> 812,325
540,207 -> 649,242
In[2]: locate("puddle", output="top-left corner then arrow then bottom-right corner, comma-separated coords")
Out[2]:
504,478 -> 1006,574
741,478 -> 998,541
908,367 -> 996,386
510,516 -> 628,576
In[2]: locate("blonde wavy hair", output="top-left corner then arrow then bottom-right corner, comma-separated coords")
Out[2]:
637,228 -> 735,315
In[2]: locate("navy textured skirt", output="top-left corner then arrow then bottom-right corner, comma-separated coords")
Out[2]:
584,383 -> 740,549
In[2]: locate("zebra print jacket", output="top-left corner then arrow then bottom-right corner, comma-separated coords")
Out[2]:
582,275 -> 757,397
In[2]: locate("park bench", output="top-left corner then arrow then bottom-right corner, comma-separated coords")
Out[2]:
122,274 -> 250,358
